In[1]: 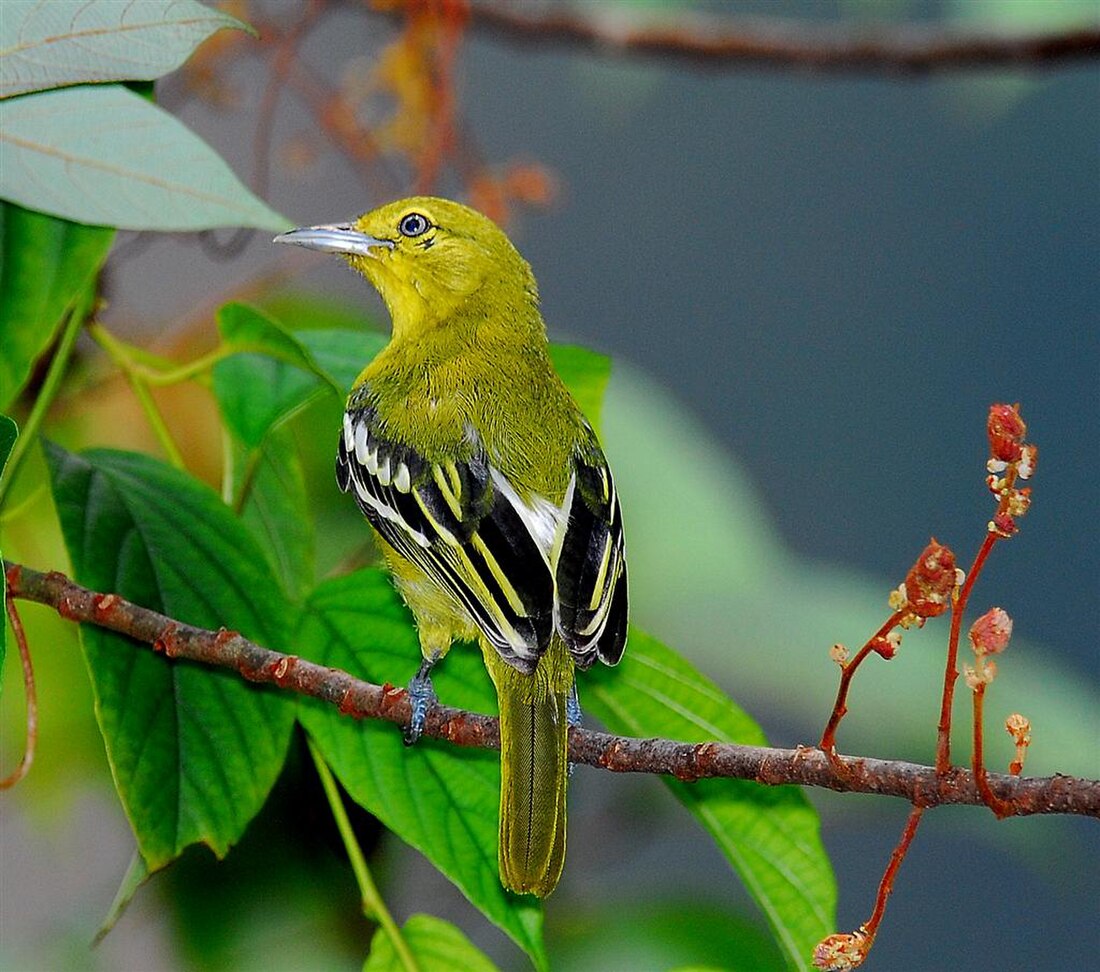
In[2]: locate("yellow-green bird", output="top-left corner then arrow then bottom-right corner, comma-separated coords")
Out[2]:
275,198 -> 628,897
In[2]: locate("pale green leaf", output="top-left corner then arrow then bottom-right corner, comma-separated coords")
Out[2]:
363,914 -> 499,972
0,0 -> 251,99
0,86 -> 289,231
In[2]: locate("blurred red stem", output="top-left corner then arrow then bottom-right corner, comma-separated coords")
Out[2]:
0,595 -> 37,789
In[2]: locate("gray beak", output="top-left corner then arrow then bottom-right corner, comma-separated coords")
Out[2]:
273,223 -> 394,257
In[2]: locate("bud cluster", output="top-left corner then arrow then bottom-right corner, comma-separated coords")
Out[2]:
986,404 -> 1037,538
888,539 -> 962,629
813,929 -> 868,971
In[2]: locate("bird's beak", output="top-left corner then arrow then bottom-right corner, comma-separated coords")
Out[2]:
273,223 -> 394,257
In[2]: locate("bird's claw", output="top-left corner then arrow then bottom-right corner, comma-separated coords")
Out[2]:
566,683 -> 582,728
404,660 -> 438,745
567,682 -> 581,776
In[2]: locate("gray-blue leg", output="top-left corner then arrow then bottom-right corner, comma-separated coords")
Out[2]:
566,681 -> 582,776
567,681 -> 582,728
405,655 -> 439,745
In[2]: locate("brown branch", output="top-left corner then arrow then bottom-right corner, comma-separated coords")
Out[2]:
5,560 -> 1099,819
453,3 -> 1100,74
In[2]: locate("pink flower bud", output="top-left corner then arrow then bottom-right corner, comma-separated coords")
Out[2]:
987,403 -> 1027,463
969,607 -> 1013,656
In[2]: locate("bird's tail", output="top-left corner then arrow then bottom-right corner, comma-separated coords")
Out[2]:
484,643 -> 570,898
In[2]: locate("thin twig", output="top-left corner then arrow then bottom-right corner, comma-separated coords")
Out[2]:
454,3 -> 1100,75
819,611 -> 903,755
5,560 -> 1098,819
0,596 -> 37,789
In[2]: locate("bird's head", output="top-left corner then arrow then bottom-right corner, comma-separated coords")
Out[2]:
274,196 -> 538,338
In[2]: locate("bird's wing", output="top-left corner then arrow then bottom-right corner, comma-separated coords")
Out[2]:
337,403 -> 555,673
555,426 -> 628,669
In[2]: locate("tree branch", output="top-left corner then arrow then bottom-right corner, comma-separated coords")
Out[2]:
5,560 -> 1098,819
455,3 -> 1100,75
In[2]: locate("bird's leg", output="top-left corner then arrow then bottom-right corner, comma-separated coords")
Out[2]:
566,681 -> 582,728
566,680 -> 582,776
405,653 -> 440,745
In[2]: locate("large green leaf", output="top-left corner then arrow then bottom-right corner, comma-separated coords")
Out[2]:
585,629 -> 836,972
44,444 -> 295,870
0,0 -> 250,100
0,201 -> 114,409
0,86 -> 288,231
0,414 -> 18,693
297,570 -> 546,971
363,914 -> 499,972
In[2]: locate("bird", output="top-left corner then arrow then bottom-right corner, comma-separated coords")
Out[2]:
274,197 -> 627,897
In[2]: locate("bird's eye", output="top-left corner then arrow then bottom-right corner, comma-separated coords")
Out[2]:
398,212 -> 430,237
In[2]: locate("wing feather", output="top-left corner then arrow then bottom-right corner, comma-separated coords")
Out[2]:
337,403 -> 554,671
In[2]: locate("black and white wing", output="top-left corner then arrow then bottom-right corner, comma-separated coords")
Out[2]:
337,405 -> 627,673
555,427 -> 628,669
337,402 -> 555,673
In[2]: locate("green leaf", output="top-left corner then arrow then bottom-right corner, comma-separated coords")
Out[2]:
297,570 -> 546,971
0,413 -> 17,693
211,304 -> 359,448
586,629 -> 836,972
364,914 -> 499,972
548,343 -> 612,433
0,86 -> 288,231
0,201 -> 114,409
212,325 -> 385,449
238,429 -> 315,601
44,444 -> 295,870
298,328 -> 388,398
0,0 -> 252,100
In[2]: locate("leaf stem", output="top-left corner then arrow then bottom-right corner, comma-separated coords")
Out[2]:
307,739 -> 420,972
0,290 -> 91,508
89,324 -> 187,470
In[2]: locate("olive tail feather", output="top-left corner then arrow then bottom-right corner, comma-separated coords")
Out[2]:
497,687 -> 568,897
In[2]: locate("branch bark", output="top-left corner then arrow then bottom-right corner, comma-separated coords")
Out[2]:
456,3 -> 1100,74
5,560 -> 1098,819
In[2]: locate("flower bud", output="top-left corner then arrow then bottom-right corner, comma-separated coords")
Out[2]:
904,540 -> 957,619
969,607 -> 1012,656
813,931 -> 868,971
987,403 -> 1026,463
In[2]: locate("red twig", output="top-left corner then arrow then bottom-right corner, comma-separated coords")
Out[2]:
813,805 -> 927,970
972,683 -> 1014,818
936,532 -> 999,774
819,611 -> 903,754
0,595 -> 37,789
864,805 -> 926,943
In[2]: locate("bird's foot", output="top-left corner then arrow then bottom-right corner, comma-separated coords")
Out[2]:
404,658 -> 438,745
566,682 -> 581,776
566,682 -> 582,727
